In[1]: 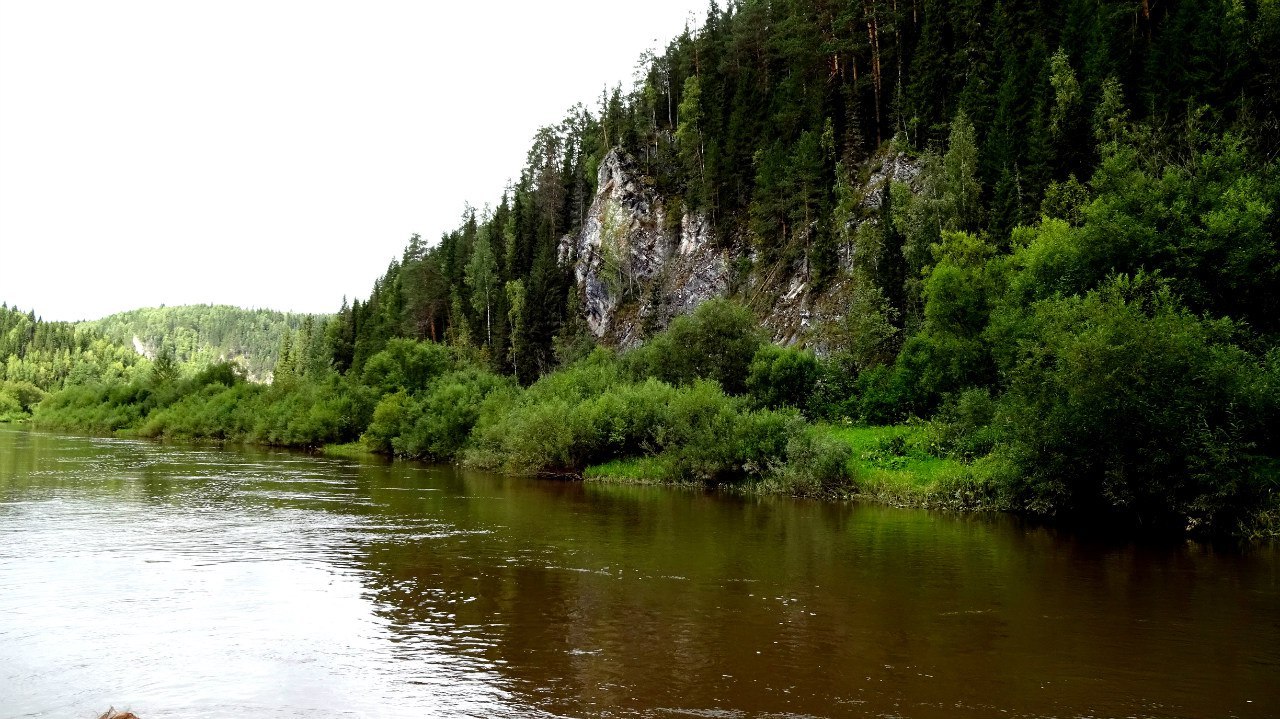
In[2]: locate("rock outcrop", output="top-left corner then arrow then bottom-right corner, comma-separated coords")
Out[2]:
560,150 -> 730,347
561,147 -> 921,349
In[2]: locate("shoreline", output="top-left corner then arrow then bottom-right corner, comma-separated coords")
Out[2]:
10,421 -> 1276,541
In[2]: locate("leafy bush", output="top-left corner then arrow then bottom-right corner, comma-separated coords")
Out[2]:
759,424 -> 854,496
995,276 -> 1276,533
746,344 -> 819,413
360,339 -> 456,395
0,389 -> 23,421
2,380 -> 48,412
138,383 -> 262,440
928,387 -> 999,460
361,390 -> 413,454
34,382 -> 148,433
625,299 -> 764,394
393,368 -> 513,459
466,366 -> 802,483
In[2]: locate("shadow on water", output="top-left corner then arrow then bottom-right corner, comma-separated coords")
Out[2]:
1,426 -> 1276,719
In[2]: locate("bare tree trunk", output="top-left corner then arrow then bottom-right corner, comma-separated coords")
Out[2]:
864,1 -> 883,145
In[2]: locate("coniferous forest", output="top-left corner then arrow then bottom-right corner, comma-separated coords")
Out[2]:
16,0 -> 1280,537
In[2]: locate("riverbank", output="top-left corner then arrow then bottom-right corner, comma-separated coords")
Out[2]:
28,301 -> 1280,540
585,423 -> 999,511
22,411 -> 1280,540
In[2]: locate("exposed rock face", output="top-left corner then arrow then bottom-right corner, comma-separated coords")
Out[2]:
560,150 -> 729,347
562,147 -> 921,350
753,150 -> 924,346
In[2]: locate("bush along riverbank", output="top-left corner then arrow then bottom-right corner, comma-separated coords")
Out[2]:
33,299 -> 1280,540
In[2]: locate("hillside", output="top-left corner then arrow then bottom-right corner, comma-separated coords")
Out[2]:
318,0 -> 1278,531
336,0 -> 1278,377
30,0 -> 1280,536
0,304 -> 144,419
85,305 -> 330,380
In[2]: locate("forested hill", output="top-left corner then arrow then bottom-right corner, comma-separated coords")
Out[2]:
332,0 -> 1279,380
285,0 -> 1273,533
85,305 -> 328,380
0,304 -> 143,419
26,0 -> 1280,536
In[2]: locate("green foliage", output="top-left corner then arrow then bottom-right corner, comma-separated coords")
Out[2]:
758,426 -> 855,497
890,231 -> 1000,411
360,339 -> 456,396
927,388 -> 999,460
35,382 -> 150,433
384,368 -> 513,460
746,344 -> 818,413
818,272 -> 900,371
86,304 -> 325,379
150,347 -> 180,385
942,111 -> 982,231
134,370 -> 372,447
1,380 -> 47,415
995,276 -> 1275,533
0,389 -> 24,422
464,350 -> 800,484
0,304 -> 145,400
625,299 -> 763,394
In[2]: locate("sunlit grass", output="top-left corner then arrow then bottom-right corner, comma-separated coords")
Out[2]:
322,440 -> 374,459
583,456 -> 672,484
814,423 -> 972,503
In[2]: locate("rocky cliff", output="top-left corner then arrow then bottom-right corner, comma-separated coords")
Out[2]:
561,148 -> 920,349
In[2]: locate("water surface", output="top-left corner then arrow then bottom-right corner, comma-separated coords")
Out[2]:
1,428 -> 1275,718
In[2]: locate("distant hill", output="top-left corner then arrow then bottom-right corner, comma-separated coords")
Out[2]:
1,303 -> 145,419
85,305 -> 329,380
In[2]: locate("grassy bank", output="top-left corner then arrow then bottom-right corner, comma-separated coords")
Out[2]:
586,423 -> 996,510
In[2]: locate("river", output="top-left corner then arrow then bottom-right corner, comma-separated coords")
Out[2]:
0,427 -> 1275,718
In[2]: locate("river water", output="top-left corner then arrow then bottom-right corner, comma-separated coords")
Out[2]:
0,428 -> 1276,718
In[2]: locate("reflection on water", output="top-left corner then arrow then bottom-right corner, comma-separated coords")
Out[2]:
0,427 -> 1276,718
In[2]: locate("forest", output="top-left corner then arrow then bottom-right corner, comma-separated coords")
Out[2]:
0,304 -> 325,419
20,0 -> 1280,537
0,304 -> 144,421
87,305 -> 326,380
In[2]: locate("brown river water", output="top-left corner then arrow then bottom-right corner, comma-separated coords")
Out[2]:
0,427 -> 1276,718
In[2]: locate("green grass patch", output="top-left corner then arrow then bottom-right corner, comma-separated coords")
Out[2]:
814,423 -> 975,504
322,440 -> 376,459
583,456 -> 673,484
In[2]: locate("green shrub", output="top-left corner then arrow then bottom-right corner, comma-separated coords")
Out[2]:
363,390 -> 413,454
626,298 -> 764,394
928,387 -> 999,460
2,380 -> 48,413
394,368 -> 512,460
851,366 -> 911,424
763,426 -> 855,496
808,353 -> 861,421
996,276 -> 1275,533
466,369 -> 804,483
360,339 -> 456,395
0,389 -> 23,421
746,344 -> 819,413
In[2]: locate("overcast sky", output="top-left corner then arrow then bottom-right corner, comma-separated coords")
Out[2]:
0,1 -> 712,321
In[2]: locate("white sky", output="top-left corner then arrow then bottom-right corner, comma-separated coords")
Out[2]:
0,1 -> 711,321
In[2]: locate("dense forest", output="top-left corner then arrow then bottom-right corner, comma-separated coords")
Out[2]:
87,305 -> 328,380
26,0 -> 1280,537
0,304 -> 329,420
328,0 -> 1279,379
0,304 -> 144,420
